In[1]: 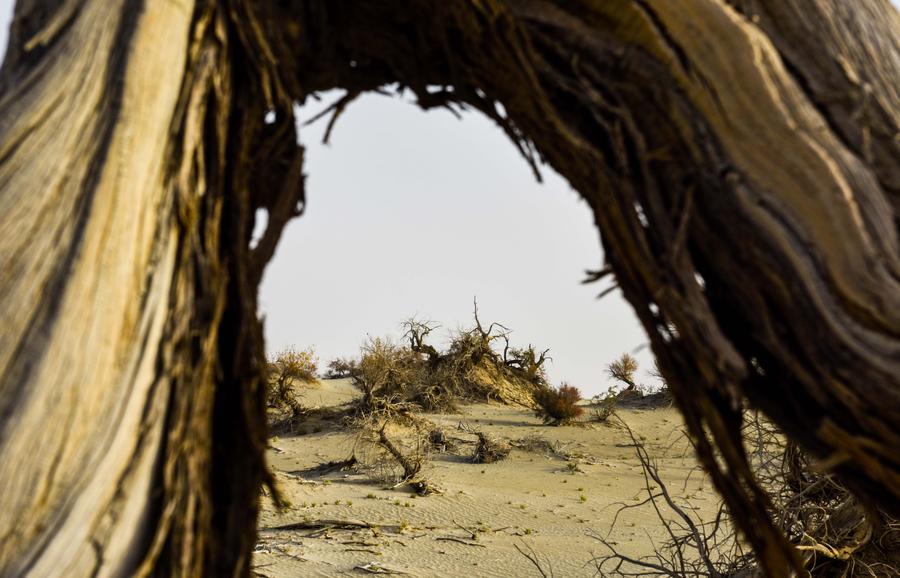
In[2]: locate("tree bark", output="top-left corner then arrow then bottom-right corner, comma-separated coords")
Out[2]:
0,0 -> 897,576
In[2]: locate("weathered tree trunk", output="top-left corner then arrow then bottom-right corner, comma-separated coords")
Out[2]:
0,0 -> 896,576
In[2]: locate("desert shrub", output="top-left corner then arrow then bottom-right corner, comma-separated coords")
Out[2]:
351,419 -> 439,494
427,427 -> 452,452
589,387 -> 618,423
472,431 -> 510,463
325,357 -> 358,379
347,304 -> 552,412
406,381 -> 460,413
266,346 -> 318,415
533,383 -> 584,425
607,353 -> 640,391
353,337 -> 426,412
455,421 -> 510,463
268,346 -> 318,386
503,344 -> 551,385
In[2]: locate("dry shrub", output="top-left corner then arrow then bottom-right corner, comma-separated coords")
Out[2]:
269,346 -> 318,386
533,383 -> 584,425
510,433 -> 572,460
592,414 -> 900,577
589,388 -> 618,423
503,343 -> 551,384
744,413 -> 900,576
351,419 -> 439,494
607,353 -> 639,389
347,304 -> 549,414
472,431 -> 510,463
456,422 -> 510,463
406,379 -> 460,413
590,417 -> 753,576
427,427 -> 452,452
325,357 -> 357,379
266,346 -> 318,426
352,337 -> 426,412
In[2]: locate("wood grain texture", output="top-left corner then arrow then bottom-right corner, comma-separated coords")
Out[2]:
0,1 -> 196,575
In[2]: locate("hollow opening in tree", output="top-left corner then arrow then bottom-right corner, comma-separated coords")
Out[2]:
259,90 -> 661,401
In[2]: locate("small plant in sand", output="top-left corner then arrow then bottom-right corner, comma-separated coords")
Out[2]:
472,430 -> 511,464
590,387 -> 618,423
533,383 -> 584,425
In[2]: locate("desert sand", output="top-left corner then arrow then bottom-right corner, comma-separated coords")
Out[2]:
254,379 -> 720,577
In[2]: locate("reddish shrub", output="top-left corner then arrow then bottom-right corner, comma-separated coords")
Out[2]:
533,383 -> 584,425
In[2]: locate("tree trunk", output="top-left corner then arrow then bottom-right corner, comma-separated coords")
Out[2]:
0,0 -> 897,576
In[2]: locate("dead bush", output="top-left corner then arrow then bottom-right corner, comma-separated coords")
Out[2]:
456,423 -> 510,463
427,427 -> 452,452
503,343 -> 551,385
473,432 -> 510,463
345,303 -> 551,413
590,417 -> 752,576
269,346 -> 318,386
510,434 -> 572,460
266,346 -> 318,424
351,419 -> 439,495
406,380 -> 460,413
533,383 -> 584,425
352,337 -> 426,413
592,414 -> 900,577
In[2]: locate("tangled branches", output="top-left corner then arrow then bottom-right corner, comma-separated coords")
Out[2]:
347,302 -> 552,417
591,417 -> 752,577
745,414 -> 900,576
592,415 -> 900,577
266,346 -> 319,431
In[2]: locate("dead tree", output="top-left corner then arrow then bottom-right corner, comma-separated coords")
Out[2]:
464,297 -> 510,365
0,1 -> 898,576
505,344 -> 552,383
401,317 -> 442,367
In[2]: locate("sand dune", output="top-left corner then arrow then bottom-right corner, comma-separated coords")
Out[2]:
255,379 -> 720,577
